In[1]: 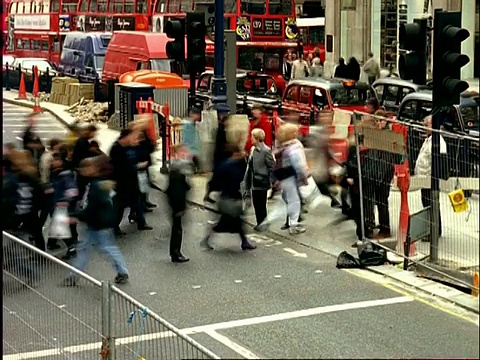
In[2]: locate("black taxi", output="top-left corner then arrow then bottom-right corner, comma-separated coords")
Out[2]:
195,70 -> 281,113
280,77 -> 375,134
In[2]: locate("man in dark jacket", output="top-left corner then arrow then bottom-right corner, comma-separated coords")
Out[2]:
334,58 -> 349,78
72,124 -> 97,199
166,145 -> 192,263
110,129 -> 152,235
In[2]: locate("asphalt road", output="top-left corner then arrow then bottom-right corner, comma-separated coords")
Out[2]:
2,102 -> 68,147
3,188 -> 479,359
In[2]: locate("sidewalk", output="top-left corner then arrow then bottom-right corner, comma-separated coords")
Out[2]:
3,88 -> 479,313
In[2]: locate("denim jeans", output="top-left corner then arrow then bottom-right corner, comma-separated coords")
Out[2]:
280,177 -> 301,226
72,228 -> 128,275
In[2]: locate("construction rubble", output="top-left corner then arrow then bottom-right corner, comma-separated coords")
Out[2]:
66,99 -> 109,123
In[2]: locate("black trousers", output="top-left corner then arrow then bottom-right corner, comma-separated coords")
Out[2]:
252,190 -> 268,226
114,191 -> 145,229
421,188 -> 442,237
170,214 -> 183,257
374,183 -> 391,234
16,212 -> 46,251
349,185 -> 373,240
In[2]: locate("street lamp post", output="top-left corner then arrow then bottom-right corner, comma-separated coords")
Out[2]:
211,0 -> 229,115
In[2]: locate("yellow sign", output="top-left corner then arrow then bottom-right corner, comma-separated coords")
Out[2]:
448,188 -> 469,213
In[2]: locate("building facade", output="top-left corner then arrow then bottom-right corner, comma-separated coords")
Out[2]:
322,0 -> 479,80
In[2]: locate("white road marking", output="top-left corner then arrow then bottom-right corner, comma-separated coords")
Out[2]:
204,330 -> 261,359
3,296 -> 412,359
273,275 -> 282,278
2,124 -> 64,128
283,247 -> 307,258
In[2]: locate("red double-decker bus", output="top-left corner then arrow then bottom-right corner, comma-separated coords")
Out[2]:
4,0 -> 77,63
152,0 -> 299,91
75,0 -> 153,32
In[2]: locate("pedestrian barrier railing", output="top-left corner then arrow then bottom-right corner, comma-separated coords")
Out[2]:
350,112 -> 479,292
2,231 -> 220,360
3,62 -> 55,94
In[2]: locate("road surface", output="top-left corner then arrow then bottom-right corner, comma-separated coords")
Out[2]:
3,189 -> 479,359
2,102 -> 68,147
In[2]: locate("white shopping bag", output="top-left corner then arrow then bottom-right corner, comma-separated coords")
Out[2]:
138,171 -> 150,194
299,177 -> 331,210
48,207 -> 71,239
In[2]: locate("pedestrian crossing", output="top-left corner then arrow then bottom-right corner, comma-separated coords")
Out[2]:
2,103 -> 68,146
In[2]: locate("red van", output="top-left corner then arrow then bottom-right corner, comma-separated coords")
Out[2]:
102,31 -> 187,86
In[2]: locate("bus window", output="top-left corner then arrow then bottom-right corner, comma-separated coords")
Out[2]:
167,0 -> 179,12
125,0 -> 134,12
268,0 -> 292,15
17,39 -> 23,49
114,0 -> 124,12
79,0 -> 87,11
41,40 -> 49,50
137,0 -> 147,13
179,0 -> 192,11
90,0 -> 98,12
23,40 -> 31,50
98,0 -> 107,12
241,0 -> 265,15
155,0 -> 166,13
225,0 -> 236,13
32,40 -> 41,50
51,0 -> 60,12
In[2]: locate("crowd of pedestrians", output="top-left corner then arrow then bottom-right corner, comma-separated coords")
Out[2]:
3,93 -> 419,284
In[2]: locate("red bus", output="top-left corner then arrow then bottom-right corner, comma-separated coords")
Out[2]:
2,0 -> 9,53
75,0 -> 153,33
296,1 -> 325,62
4,0 -> 77,63
152,0 -> 299,91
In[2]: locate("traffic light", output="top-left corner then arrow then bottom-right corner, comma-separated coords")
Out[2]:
398,18 -> 428,85
165,19 -> 185,62
186,12 -> 206,75
432,11 -> 470,107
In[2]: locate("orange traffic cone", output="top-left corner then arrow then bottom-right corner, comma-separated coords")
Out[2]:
33,94 -> 42,113
16,73 -> 27,100
32,66 -> 40,97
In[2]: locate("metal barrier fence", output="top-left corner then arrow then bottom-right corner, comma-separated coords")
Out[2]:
351,111 -> 479,290
2,231 -> 220,360
3,63 -> 54,94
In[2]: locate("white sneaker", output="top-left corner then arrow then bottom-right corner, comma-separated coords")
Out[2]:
289,226 -> 306,235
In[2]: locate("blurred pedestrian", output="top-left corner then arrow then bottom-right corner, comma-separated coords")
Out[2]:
39,138 -> 63,228
110,128 -> 152,235
415,115 -> 447,237
310,47 -> 323,78
64,156 -> 129,286
204,114 -> 229,204
3,150 -> 46,250
282,51 -> 293,82
291,51 -> 310,79
166,145 -> 193,263
244,105 -> 273,153
346,57 -> 361,81
363,52 -> 381,85
274,123 -> 308,234
243,129 -> 275,231
47,152 -> 79,258
202,144 -> 257,251
72,124 -> 98,199
334,58 -> 349,78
